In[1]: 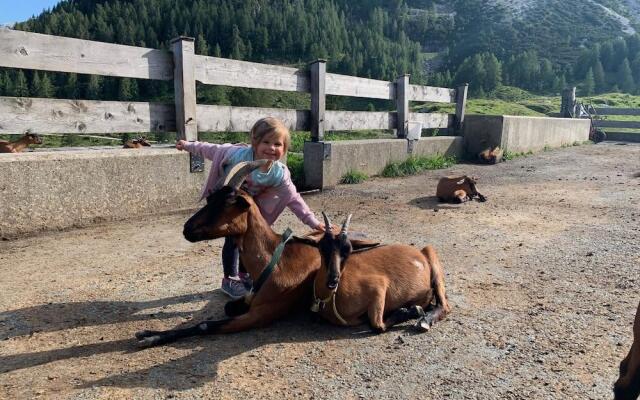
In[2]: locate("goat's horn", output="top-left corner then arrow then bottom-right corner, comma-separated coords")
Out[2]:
223,159 -> 269,190
322,212 -> 332,233
340,214 -> 352,235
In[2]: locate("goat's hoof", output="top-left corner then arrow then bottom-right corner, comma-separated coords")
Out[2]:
135,330 -> 158,340
136,335 -> 163,348
415,317 -> 432,332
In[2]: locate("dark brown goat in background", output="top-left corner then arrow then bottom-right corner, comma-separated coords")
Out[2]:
312,213 -> 450,332
436,175 -> 487,203
123,137 -> 151,148
614,301 -> 640,400
0,132 -> 43,153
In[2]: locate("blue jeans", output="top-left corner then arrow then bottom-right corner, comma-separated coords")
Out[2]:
222,236 -> 241,278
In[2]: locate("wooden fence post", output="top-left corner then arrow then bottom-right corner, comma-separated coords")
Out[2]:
396,74 -> 410,139
310,59 -> 326,142
560,87 -> 577,118
455,83 -> 468,135
171,36 -> 201,172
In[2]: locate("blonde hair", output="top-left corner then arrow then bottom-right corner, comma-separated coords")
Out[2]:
250,117 -> 290,154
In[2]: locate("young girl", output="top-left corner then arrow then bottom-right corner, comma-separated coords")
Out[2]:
176,117 -> 323,299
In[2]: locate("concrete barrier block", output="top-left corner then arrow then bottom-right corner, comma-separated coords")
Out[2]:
0,148 -> 207,238
413,136 -> 464,159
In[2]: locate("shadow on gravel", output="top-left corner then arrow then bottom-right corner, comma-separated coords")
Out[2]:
408,196 -> 463,210
0,292 -> 377,390
0,292 -> 210,340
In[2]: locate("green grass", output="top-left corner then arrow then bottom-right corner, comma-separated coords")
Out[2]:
503,150 -> 534,160
340,170 -> 368,184
381,154 -> 456,177
286,152 -> 305,189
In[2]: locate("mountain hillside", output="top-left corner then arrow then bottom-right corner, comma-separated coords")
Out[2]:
2,0 -> 640,103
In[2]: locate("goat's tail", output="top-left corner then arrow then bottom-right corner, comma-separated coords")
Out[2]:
421,245 -> 451,322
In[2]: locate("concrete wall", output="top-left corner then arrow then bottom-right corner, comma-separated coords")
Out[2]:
304,136 -> 465,189
463,115 -> 590,156
0,149 -> 208,238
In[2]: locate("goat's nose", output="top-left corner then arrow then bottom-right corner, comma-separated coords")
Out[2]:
183,227 -> 197,242
327,277 -> 339,289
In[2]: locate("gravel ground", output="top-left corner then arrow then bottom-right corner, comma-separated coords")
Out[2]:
1,142 -> 639,399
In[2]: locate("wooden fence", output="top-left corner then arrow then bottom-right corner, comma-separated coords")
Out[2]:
0,28 -> 468,170
561,87 -> 640,142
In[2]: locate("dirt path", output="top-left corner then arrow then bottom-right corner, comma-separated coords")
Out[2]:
1,142 -> 639,399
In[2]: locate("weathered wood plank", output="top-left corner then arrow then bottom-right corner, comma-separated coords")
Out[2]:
408,85 -> 456,103
172,37 -> 198,142
310,60 -> 326,141
325,73 -> 395,99
602,131 -> 640,142
594,120 -> 640,129
409,113 -> 453,129
196,105 -> 309,132
194,55 -> 309,92
455,84 -> 469,133
0,96 -> 175,134
593,108 -> 640,116
0,28 -> 173,80
324,111 -> 394,130
396,75 -> 410,138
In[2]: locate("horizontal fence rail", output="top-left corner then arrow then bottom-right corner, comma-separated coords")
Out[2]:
194,55 -> 310,92
0,28 -> 173,80
593,120 -> 640,129
0,29 -> 467,178
0,96 -> 175,134
594,108 -> 640,116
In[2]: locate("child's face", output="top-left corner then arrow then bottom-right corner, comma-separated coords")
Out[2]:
253,132 -> 286,161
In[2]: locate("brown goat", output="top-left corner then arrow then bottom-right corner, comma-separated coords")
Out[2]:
478,146 -> 503,164
614,301 -> 640,400
312,213 -> 450,332
436,175 -> 487,203
123,137 -> 151,148
135,160 -> 375,347
0,132 -> 43,153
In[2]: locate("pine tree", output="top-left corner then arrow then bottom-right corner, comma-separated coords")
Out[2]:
481,53 -> 502,92
38,73 -> 55,98
196,33 -> 209,56
593,60 -> 606,93
63,73 -> 79,99
31,71 -> 42,96
583,68 -> 595,96
14,70 -> 30,97
118,78 -> 133,101
617,58 -> 634,93
87,75 -> 102,100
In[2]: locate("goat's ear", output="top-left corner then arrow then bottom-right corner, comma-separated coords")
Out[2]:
234,195 -> 251,209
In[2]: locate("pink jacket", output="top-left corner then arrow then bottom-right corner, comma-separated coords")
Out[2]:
183,141 -> 320,228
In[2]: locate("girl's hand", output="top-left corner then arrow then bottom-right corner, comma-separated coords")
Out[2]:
175,140 -> 186,151
316,223 -> 326,231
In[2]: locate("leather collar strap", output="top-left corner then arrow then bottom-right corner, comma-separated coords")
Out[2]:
250,227 -> 293,295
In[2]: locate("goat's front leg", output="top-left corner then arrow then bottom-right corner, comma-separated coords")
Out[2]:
135,303 -> 286,348
383,305 -> 426,330
476,192 -> 487,202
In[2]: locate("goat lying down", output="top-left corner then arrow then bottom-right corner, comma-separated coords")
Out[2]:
123,137 -> 151,148
614,301 -> 640,400
135,160 -> 381,347
478,146 -> 503,164
436,175 -> 487,203
0,132 -> 43,153
311,213 -> 450,332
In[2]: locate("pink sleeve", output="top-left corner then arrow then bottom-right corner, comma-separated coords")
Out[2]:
278,173 -> 321,229
182,141 -> 224,160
